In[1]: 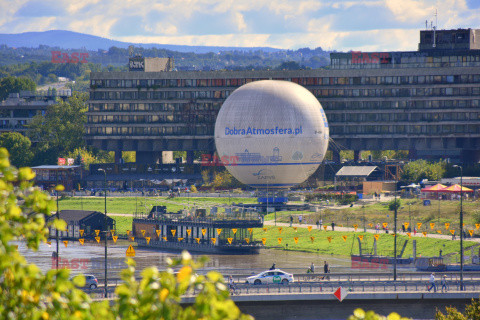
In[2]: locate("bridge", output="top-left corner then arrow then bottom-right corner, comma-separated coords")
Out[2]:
90,271 -> 480,319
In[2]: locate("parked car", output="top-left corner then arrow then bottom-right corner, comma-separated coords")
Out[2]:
245,269 -> 294,285
72,274 -> 98,289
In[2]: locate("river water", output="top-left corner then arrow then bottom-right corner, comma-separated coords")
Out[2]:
17,239 -> 397,280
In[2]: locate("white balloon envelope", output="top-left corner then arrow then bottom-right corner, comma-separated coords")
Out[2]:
214,80 -> 329,189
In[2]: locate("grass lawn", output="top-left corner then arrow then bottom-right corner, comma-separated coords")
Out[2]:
58,196 -> 257,215
252,226 -> 478,261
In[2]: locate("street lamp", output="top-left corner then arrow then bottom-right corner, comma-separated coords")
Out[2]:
98,168 -> 108,298
55,169 -> 59,270
393,174 -> 398,281
453,164 -> 464,291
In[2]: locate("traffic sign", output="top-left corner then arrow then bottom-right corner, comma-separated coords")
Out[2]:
126,245 -> 135,257
334,286 -> 348,302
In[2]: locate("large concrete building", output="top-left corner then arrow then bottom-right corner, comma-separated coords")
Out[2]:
86,28 -> 480,164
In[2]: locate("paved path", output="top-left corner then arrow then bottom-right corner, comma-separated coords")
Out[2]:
264,220 -> 480,243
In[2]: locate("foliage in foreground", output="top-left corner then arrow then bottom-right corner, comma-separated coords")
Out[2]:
348,308 -> 409,320
0,147 -> 252,320
435,299 -> 480,320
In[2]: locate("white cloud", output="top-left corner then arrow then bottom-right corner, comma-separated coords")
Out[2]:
0,0 -> 479,50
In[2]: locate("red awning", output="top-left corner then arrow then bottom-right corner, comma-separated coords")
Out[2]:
420,183 -> 447,193
443,184 -> 474,193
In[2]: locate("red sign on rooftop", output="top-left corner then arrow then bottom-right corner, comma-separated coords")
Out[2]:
351,51 -> 389,64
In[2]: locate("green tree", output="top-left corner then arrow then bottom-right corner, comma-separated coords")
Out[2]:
0,132 -> 33,167
0,76 -> 36,101
0,148 -> 252,320
388,198 -> 402,211
402,160 -> 446,184
28,92 -> 87,164
435,299 -> 480,320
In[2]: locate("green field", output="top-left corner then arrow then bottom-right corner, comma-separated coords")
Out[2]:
58,196 -> 257,215
58,195 -> 480,259
252,226 -> 478,261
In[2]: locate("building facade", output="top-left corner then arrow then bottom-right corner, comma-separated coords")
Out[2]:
86,29 -> 480,164
0,90 -> 71,136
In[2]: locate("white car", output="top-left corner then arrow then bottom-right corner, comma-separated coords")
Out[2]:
245,269 -> 294,285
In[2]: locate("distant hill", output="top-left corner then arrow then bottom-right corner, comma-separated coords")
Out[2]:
0,30 -> 282,54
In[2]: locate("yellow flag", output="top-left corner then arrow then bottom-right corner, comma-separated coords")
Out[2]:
47,241 -> 51,247
127,230 -> 130,236
469,230 -> 474,236
110,230 -> 115,237
95,236 -> 100,243
323,225 -> 327,231
436,230 -> 441,234
373,234 -> 379,241
171,229 -> 176,237
308,226 -> 312,232
422,231 -> 427,237
263,227 -> 267,232
178,237 -> 184,241
130,236 -> 135,241
248,228 -> 253,234
145,237 -> 151,244
406,232 -> 411,238
383,223 -> 388,228
261,238 -> 266,245
326,236 -> 331,243
476,224 -> 480,230
195,238 -> 200,244
404,222 -> 409,229
368,223 -> 373,228
245,238 -> 250,244
227,238 -> 233,244
186,229 -> 192,236
162,236 -> 167,241
141,230 -> 146,237
201,229 -> 206,236
79,239 -> 84,245
358,235 -> 363,241
294,237 -> 298,244
430,223 -> 435,230
95,230 -> 100,236
278,227 -> 283,233
417,223 -> 422,229
79,229 -> 84,237
112,236 -> 118,243
294,227 -> 298,232
156,229 -> 161,237
342,235 -> 347,242
353,224 -> 358,228
391,234 -> 396,237
450,230 -> 455,235
445,223 -> 450,230
63,240 -> 68,247
211,238 -> 217,245
278,238 -> 282,244
217,229 -> 222,236
232,228 -> 237,234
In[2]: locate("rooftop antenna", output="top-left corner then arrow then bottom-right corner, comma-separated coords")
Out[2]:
433,9 -> 437,48
128,45 -> 134,57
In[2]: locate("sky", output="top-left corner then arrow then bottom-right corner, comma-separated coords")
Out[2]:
1,0 -> 480,51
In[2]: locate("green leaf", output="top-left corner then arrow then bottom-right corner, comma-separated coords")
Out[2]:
53,219 -> 67,231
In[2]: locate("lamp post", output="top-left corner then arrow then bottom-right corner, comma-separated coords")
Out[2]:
393,174 -> 398,281
362,205 -> 366,232
453,165 -> 464,291
55,169 -> 59,270
98,168 -> 108,298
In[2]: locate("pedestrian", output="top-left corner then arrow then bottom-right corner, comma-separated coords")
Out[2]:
402,224 -> 406,232
290,215 -> 293,227
228,276 -> 237,295
319,219 -> 323,229
331,222 -> 335,231
413,227 -> 417,236
299,215 -> 303,224
323,261 -> 330,280
308,262 -> 315,273
441,275 -> 448,292
270,262 -> 276,270
427,273 -> 437,292
316,220 -> 320,229
376,223 -> 380,233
